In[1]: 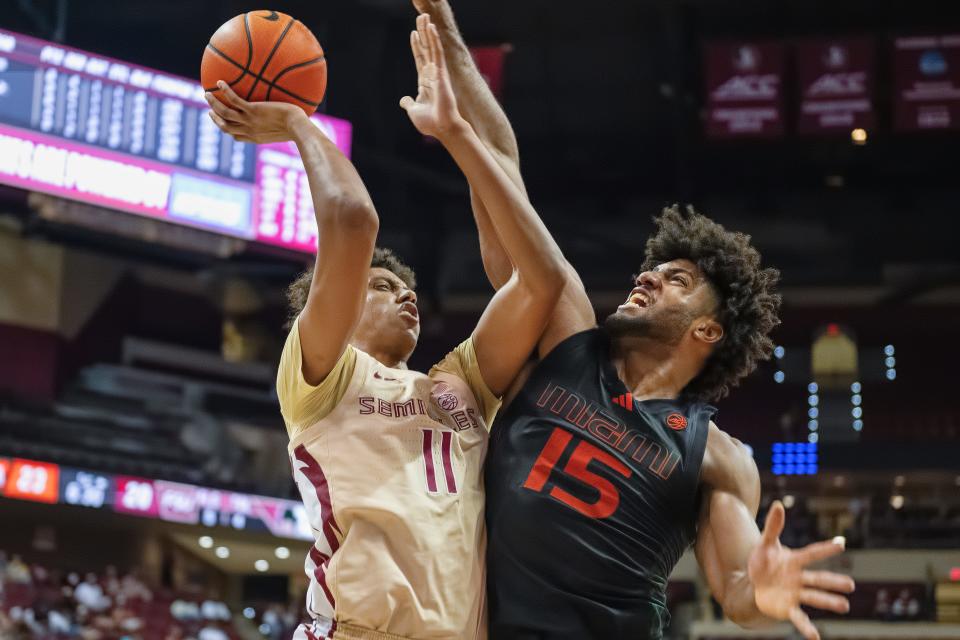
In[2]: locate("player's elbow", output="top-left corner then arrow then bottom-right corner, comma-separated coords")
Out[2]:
525,250 -> 568,298
322,195 -> 379,235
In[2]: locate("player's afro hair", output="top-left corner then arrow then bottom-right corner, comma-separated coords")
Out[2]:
642,205 -> 781,402
285,247 -> 417,328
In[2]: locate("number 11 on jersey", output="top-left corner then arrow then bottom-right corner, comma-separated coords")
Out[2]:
422,429 -> 458,495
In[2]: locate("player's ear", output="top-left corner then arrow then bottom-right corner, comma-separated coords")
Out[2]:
695,318 -> 724,345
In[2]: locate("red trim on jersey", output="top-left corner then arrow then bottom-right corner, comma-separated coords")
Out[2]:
308,546 -> 337,614
294,445 -> 342,620
294,445 -> 343,547
440,431 -> 458,493
422,428 -> 438,492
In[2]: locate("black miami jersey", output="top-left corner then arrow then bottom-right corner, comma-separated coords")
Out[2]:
485,329 -> 713,639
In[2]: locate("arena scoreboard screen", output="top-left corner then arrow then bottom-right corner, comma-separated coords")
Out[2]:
0,28 -> 352,253
0,456 -> 312,541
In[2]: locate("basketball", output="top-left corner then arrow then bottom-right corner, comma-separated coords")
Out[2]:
201,10 -> 327,115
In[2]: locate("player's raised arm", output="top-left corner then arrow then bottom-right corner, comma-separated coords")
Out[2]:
206,83 -> 378,384
413,0 -> 595,358
401,16 -> 564,396
694,423 -> 856,640
412,0 -> 522,289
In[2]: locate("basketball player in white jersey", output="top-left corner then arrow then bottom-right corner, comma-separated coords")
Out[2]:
206,13 -> 566,640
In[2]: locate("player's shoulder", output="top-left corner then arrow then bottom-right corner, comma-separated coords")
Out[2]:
702,421 -> 759,492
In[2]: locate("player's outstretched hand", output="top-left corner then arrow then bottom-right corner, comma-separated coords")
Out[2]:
400,14 -> 467,140
749,501 -> 856,640
205,81 -> 307,144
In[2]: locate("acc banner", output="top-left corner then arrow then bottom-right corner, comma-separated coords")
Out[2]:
705,42 -> 785,138
798,38 -> 874,134
470,45 -> 510,101
894,35 -> 960,131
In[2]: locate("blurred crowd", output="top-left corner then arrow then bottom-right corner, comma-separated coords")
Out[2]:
0,551 -> 236,640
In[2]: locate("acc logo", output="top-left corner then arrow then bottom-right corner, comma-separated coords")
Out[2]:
666,413 -> 688,431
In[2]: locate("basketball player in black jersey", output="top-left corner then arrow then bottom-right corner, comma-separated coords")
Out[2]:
413,2 -> 855,638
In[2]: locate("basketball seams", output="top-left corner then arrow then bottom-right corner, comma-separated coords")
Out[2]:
203,46 -> 322,106
267,54 -> 326,103
243,13 -> 254,69
204,44 -> 247,88
245,16 -> 296,101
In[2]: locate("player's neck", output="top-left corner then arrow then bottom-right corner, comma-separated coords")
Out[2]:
352,339 -> 409,370
370,351 -> 409,370
609,337 -> 697,401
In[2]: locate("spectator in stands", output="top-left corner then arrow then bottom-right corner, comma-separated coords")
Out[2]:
5,555 -> 32,584
201,596 -> 231,622
198,620 -> 229,640
892,588 -> 921,620
874,588 -> 891,620
170,598 -> 201,621
103,565 -> 121,597
119,567 -> 152,602
74,572 -> 111,612
48,605 -> 76,635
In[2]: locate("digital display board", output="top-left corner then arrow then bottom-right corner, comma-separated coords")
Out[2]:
0,28 -> 352,253
0,457 -> 311,541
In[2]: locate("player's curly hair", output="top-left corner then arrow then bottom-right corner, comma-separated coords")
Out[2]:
642,205 -> 781,403
285,247 -> 417,328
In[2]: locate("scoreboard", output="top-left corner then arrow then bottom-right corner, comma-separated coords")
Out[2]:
0,28 -> 352,254
0,456 -> 311,541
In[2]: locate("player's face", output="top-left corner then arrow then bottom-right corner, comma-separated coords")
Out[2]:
604,259 -> 720,346
354,267 -> 420,360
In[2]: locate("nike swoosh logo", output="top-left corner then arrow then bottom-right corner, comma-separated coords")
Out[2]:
373,371 -> 400,382
259,10 -> 280,21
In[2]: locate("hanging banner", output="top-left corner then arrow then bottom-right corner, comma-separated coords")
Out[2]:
798,38 -> 875,134
470,45 -> 511,101
894,35 -> 960,131
705,42 -> 785,138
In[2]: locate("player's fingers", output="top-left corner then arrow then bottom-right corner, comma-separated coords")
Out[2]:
760,501 -> 786,546
424,20 -> 440,65
789,607 -> 820,640
208,110 -> 243,136
416,13 -> 429,49
802,570 -> 856,593
399,96 -> 416,112
204,92 -> 242,122
410,31 -> 426,73
800,588 -> 850,614
428,23 -> 445,69
796,539 -> 845,565
216,80 -> 248,112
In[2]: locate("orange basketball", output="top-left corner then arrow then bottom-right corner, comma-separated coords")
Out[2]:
201,10 -> 327,115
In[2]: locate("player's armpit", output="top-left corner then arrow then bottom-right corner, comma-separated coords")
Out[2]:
537,262 -> 597,359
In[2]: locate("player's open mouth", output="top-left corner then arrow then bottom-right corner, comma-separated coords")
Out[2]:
627,291 -> 652,308
399,302 -> 419,320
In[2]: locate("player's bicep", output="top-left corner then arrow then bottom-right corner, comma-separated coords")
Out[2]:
537,263 -> 597,358
473,272 -> 558,398
299,209 -> 377,385
695,488 -> 761,602
695,426 -> 763,598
